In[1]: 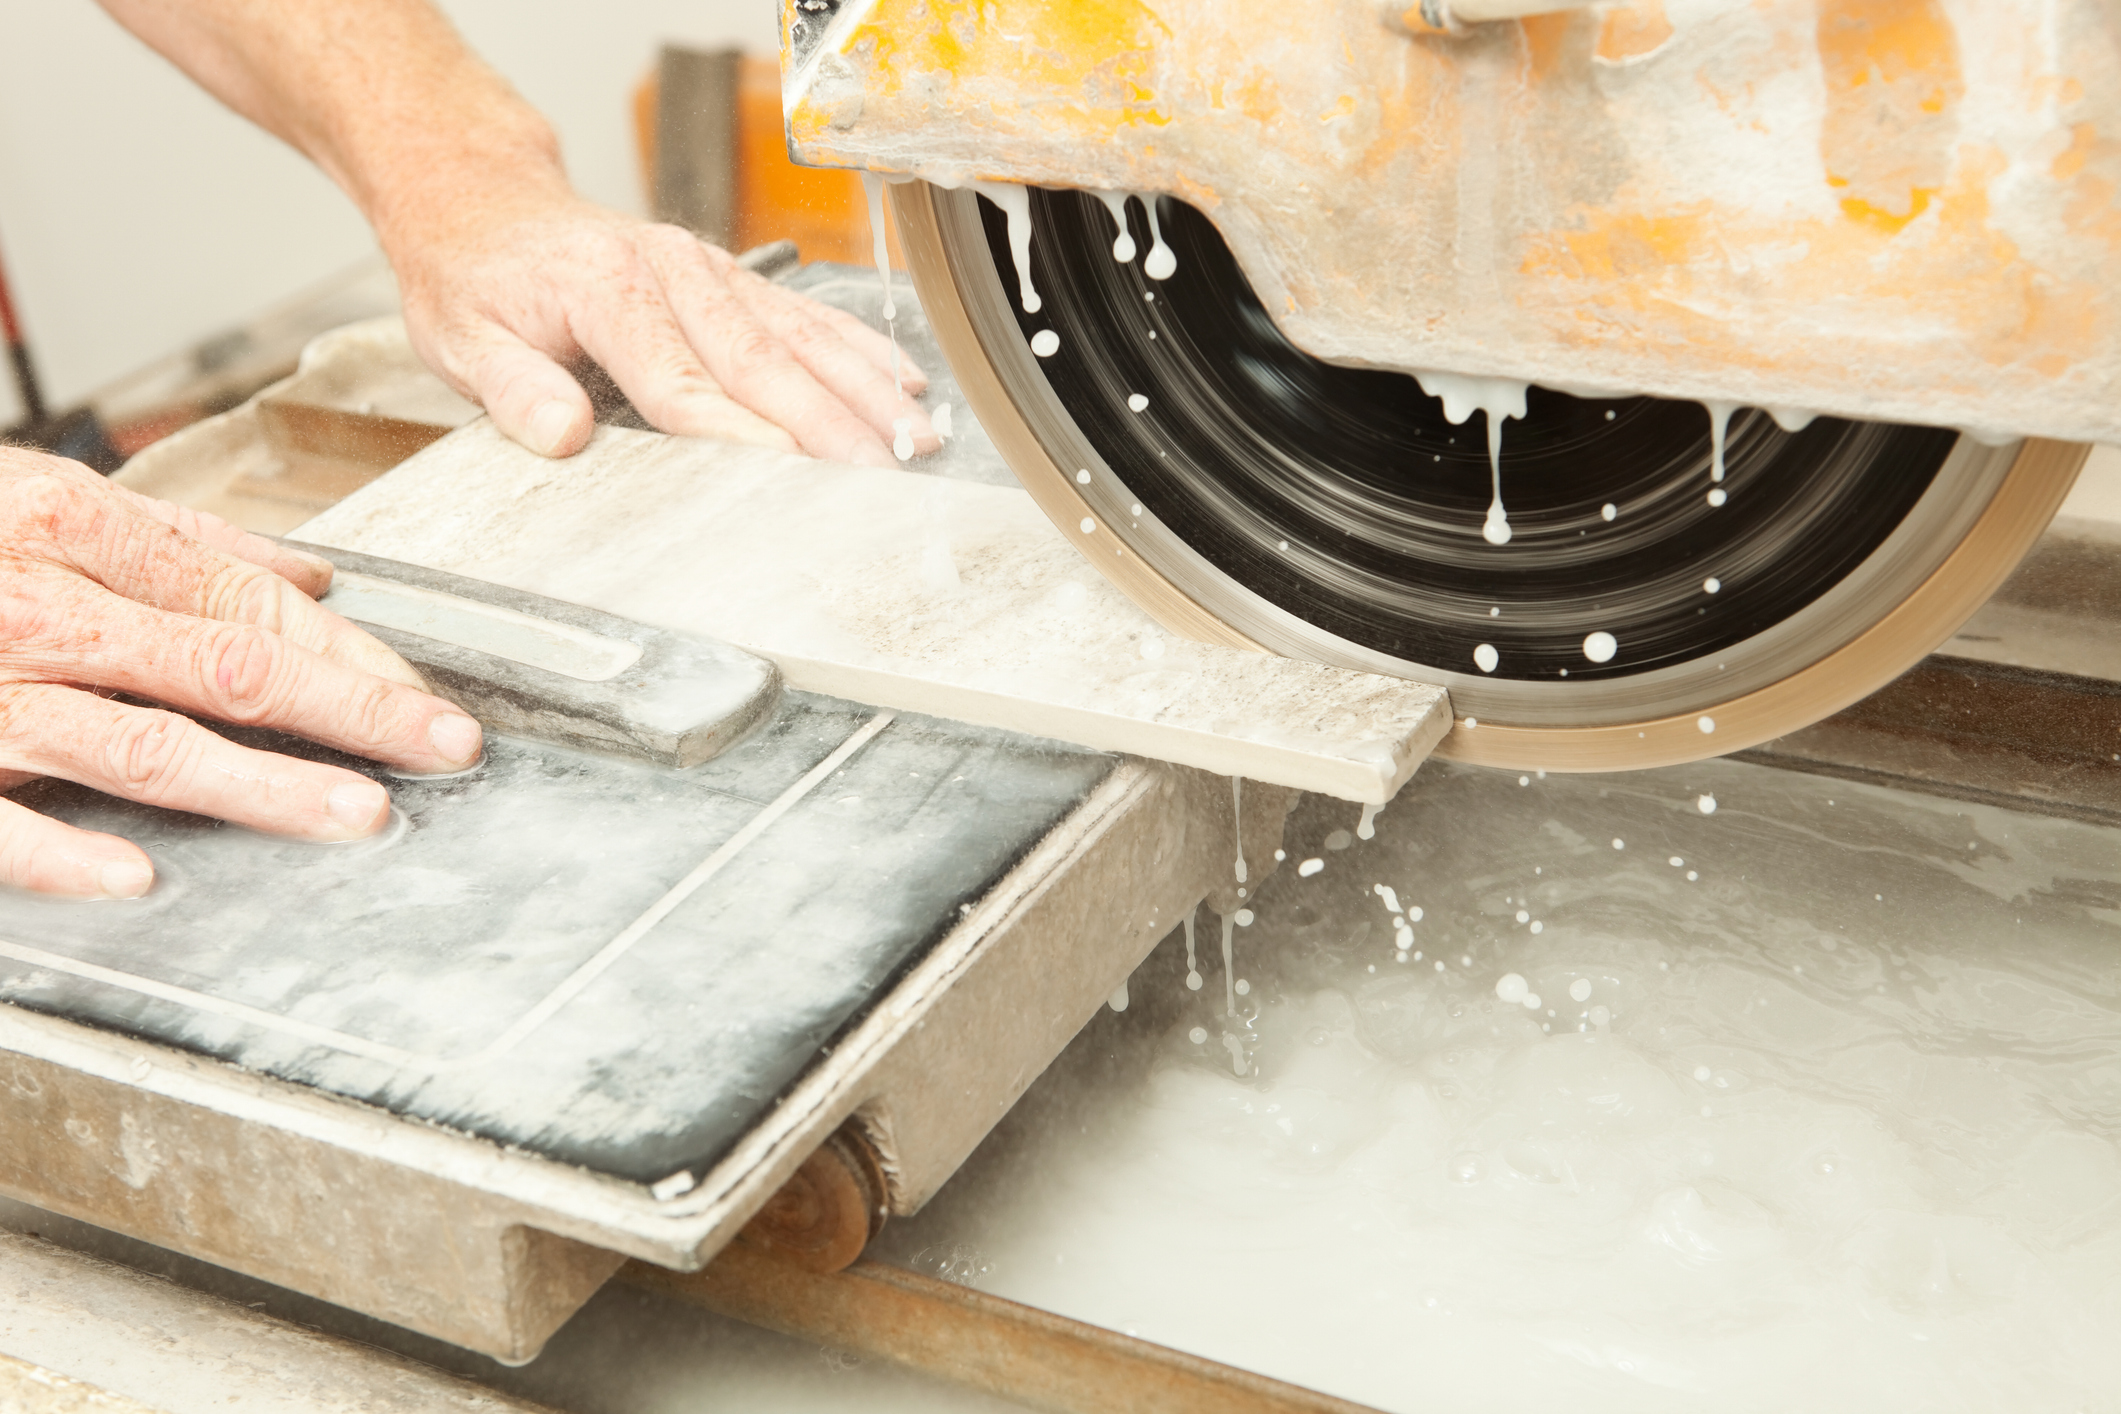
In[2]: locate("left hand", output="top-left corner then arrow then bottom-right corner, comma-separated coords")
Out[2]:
389,189 -> 942,468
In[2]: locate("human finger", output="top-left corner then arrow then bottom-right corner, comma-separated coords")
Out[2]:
52,587 -> 482,775
0,791 -> 154,899
0,684 -> 390,844
109,484 -> 335,597
429,317 -> 596,459
561,249 -> 802,455
699,245 -> 932,392
57,492 -> 428,692
726,274 -> 940,456
739,269 -> 932,394
638,230 -> 895,467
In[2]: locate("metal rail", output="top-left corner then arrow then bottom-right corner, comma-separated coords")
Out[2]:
629,1244 -> 1387,1414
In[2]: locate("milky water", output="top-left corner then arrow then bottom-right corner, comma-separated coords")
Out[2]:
1414,371 -> 1528,546
1705,400 -> 1737,504
859,171 -> 916,459
971,181 -> 1041,315
882,759 -> 2121,1413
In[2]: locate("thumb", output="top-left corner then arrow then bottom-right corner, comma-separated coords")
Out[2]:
424,318 -> 595,459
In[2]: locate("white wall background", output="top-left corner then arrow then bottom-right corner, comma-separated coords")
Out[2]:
0,1 -> 779,424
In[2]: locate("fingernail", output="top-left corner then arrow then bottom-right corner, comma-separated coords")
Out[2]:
327,780 -> 390,833
428,712 -> 483,765
529,399 -> 579,456
97,860 -> 153,900
287,549 -> 336,591
849,439 -> 897,469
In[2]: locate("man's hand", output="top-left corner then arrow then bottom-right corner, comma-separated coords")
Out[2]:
97,0 -> 942,468
391,192 -> 942,467
0,447 -> 484,899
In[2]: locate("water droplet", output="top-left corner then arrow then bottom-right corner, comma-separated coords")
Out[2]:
1583,631 -> 1618,663
1704,577 -> 1722,594
1601,503 -> 1617,522
1127,393 -> 1149,412
1298,857 -> 1324,877
1569,978 -> 1592,1002
1079,517 -> 1096,533
1030,329 -> 1060,357
1189,1026 -> 1208,1044
1473,643 -> 1499,673
1697,793 -> 1718,813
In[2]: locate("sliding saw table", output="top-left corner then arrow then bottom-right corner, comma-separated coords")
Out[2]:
0,279 -> 1451,1364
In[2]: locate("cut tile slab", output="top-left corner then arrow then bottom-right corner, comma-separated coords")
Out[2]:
298,422 -> 1451,802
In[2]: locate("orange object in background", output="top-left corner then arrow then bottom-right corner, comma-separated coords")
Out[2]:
632,57 -> 903,269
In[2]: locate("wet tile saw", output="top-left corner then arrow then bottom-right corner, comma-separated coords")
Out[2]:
783,0 -> 2114,771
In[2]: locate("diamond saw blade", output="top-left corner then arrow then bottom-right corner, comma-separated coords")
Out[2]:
892,181 -> 2086,771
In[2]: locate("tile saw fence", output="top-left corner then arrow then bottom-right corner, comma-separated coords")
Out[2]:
0,263 -> 1452,1372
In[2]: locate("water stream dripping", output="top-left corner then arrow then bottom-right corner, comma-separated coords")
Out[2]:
1221,911 -> 1238,1018
1414,372 -> 1528,547
1090,190 -> 1137,263
972,181 -> 1041,313
1142,196 -> 1176,280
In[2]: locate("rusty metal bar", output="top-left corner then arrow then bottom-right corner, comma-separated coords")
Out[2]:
624,1244 -> 1386,1414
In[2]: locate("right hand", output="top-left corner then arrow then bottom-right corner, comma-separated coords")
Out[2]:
0,446 -> 485,898
390,190 -> 942,467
